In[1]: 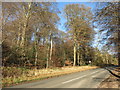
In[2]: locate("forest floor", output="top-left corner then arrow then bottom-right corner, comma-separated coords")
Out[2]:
98,67 -> 120,88
2,65 -> 98,87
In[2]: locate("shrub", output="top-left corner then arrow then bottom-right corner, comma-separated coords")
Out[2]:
2,67 -> 29,78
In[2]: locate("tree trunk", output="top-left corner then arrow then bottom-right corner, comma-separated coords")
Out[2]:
35,49 -> 38,67
80,53 -> 83,65
73,43 -> 77,66
16,22 -> 21,46
20,2 -> 32,47
16,32 -> 21,46
118,54 -> 120,66
19,3 -> 32,66
49,36 -> 53,66
46,37 -> 49,68
35,39 -> 38,67
73,33 -> 77,66
34,37 -> 38,75
46,46 -> 49,68
20,25 -> 26,47
63,50 -> 66,66
118,19 -> 120,66
77,43 -> 80,66
77,52 -> 80,66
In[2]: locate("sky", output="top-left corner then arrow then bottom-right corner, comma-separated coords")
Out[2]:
56,2 -> 101,48
57,2 -> 97,32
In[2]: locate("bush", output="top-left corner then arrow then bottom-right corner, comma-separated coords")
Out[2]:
2,67 -> 29,78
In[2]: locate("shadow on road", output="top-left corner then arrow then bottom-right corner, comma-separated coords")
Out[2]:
98,65 -> 120,88
104,66 -> 120,79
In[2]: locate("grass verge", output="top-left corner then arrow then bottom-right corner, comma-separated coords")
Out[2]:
2,66 -> 99,87
98,67 -> 120,88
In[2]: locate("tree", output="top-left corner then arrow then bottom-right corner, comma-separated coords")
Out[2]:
64,4 -> 93,66
94,2 -> 120,66
2,2 -> 60,68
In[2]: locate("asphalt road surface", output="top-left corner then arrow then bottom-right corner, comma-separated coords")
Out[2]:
8,67 -> 111,88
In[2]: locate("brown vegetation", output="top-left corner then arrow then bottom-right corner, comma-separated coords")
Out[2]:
98,67 -> 120,88
1,2 -> 119,88
2,66 -> 98,87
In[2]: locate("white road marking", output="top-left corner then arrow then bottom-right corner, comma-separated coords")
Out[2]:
62,74 -> 87,84
91,70 -> 106,78
62,70 -> 104,84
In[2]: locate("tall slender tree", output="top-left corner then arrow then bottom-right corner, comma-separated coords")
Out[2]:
64,4 -> 93,66
95,2 -> 120,66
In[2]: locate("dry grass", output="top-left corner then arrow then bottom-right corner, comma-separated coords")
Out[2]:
2,66 -> 98,87
98,67 -> 120,88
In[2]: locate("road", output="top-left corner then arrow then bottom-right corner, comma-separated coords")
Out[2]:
8,68 -> 111,88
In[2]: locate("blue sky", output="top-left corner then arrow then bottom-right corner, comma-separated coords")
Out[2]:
56,2 -> 103,49
57,2 -> 97,32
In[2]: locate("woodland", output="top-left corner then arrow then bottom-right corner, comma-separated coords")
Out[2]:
1,2 -> 120,86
